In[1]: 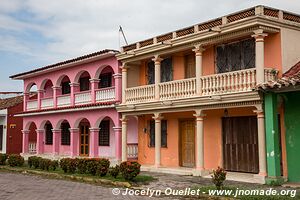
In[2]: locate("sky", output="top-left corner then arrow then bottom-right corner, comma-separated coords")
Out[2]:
1,0 -> 300,92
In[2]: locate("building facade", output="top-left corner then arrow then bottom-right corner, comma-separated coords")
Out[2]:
10,50 -> 138,163
0,94 -> 23,154
259,61 -> 300,183
116,6 -> 300,183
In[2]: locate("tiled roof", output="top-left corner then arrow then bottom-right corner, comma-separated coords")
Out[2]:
0,95 -> 23,110
257,61 -> 300,90
19,101 -> 118,115
10,49 -> 119,79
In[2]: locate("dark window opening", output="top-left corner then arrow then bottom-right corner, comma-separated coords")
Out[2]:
79,77 -> 90,91
45,123 -> 53,145
147,57 -> 173,84
0,125 -> 3,151
61,122 -> 70,145
147,61 -> 155,85
149,120 -> 167,147
185,54 -> 196,78
216,39 -> 255,73
61,81 -> 71,95
99,120 -> 110,146
99,73 -> 112,88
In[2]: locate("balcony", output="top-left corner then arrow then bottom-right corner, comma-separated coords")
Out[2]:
125,68 -> 278,104
26,87 -> 116,111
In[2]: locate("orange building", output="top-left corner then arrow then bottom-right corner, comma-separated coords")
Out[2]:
116,6 -> 300,184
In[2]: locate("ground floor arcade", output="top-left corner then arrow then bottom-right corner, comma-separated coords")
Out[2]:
120,102 -> 272,183
21,107 -> 138,162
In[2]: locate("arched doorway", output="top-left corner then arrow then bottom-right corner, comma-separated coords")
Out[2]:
78,119 -> 90,156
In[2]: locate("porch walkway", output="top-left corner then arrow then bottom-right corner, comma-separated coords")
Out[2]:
139,171 -> 300,193
141,165 -> 265,184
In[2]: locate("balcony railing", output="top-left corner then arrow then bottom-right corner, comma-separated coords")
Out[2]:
124,68 -> 278,104
57,94 -> 71,107
27,100 -> 38,111
75,91 -> 91,105
41,97 -> 54,109
96,87 -> 115,102
127,143 -> 138,160
26,87 -> 116,111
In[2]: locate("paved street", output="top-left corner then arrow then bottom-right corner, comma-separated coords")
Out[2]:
0,172 -> 156,200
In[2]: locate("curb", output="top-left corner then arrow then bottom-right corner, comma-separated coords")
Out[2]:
0,166 -> 131,188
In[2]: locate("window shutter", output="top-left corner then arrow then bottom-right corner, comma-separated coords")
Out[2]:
45,123 -> 53,145
61,123 -> 70,145
149,120 -> 155,147
161,57 -> 173,82
161,120 -> 168,147
99,120 -> 110,146
147,61 -> 155,84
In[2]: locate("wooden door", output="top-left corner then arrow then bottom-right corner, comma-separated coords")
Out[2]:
80,125 -> 89,156
180,120 -> 195,168
222,116 -> 259,173
0,125 -> 3,151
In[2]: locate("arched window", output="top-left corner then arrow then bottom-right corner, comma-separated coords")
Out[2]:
99,120 -> 110,146
61,122 -> 70,145
45,122 -> 53,145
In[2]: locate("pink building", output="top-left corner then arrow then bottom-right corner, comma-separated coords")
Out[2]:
10,49 -> 138,163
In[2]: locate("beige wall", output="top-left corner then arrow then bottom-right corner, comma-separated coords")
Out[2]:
281,27 -> 300,73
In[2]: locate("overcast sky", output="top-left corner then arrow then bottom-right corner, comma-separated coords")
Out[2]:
1,0 -> 300,91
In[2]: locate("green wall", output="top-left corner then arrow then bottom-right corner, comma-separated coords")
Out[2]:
284,91 -> 300,182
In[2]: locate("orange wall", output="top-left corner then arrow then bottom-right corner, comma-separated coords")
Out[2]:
138,107 -> 256,169
264,32 -> 282,76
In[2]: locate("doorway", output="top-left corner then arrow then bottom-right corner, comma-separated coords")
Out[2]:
179,120 -> 195,168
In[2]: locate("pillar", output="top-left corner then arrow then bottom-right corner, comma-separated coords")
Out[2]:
37,89 -> 44,110
70,83 -> 80,106
113,73 -> 122,103
121,65 -> 128,104
153,113 -> 163,167
264,93 -> 283,183
113,127 -> 122,161
193,45 -> 205,95
23,92 -> 29,112
252,29 -> 268,84
255,109 -> 267,177
152,55 -> 163,100
194,110 -> 205,171
21,130 -> 30,154
70,128 -> 79,157
36,129 -> 45,154
89,128 -> 99,158
52,129 -> 61,155
90,79 -> 100,104
52,86 -> 61,108
121,116 -> 128,162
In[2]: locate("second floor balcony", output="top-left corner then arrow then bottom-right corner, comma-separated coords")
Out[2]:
124,68 -> 278,104
24,66 -> 120,112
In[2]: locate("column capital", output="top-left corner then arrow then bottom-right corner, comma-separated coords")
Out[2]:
254,109 -> 264,118
193,45 -> 205,55
89,78 -> 100,83
37,89 -> 45,93
52,86 -> 62,90
113,126 -> 122,131
69,82 -> 80,87
52,129 -> 62,133
153,113 -> 163,121
69,128 -> 79,133
89,127 -> 100,132
36,129 -> 45,134
22,130 -> 30,134
121,63 -> 129,70
120,115 -> 128,123
193,109 -> 206,118
152,55 -> 163,64
113,73 -> 122,79
252,29 -> 268,41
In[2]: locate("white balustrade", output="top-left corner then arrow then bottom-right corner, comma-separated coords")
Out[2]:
57,95 -> 71,107
75,91 -> 91,105
26,100 -> 38,110
96,87 -> 115,102
201,68 -> 257,96
127,143 -> 138,159
29,142 -> 37,154
159,78 -> 196,100
264,68 -> 278,82
41,97 -> 54,109
125,85 -> 155,103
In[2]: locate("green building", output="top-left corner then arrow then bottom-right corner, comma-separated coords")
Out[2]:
259,61 -> 300,183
